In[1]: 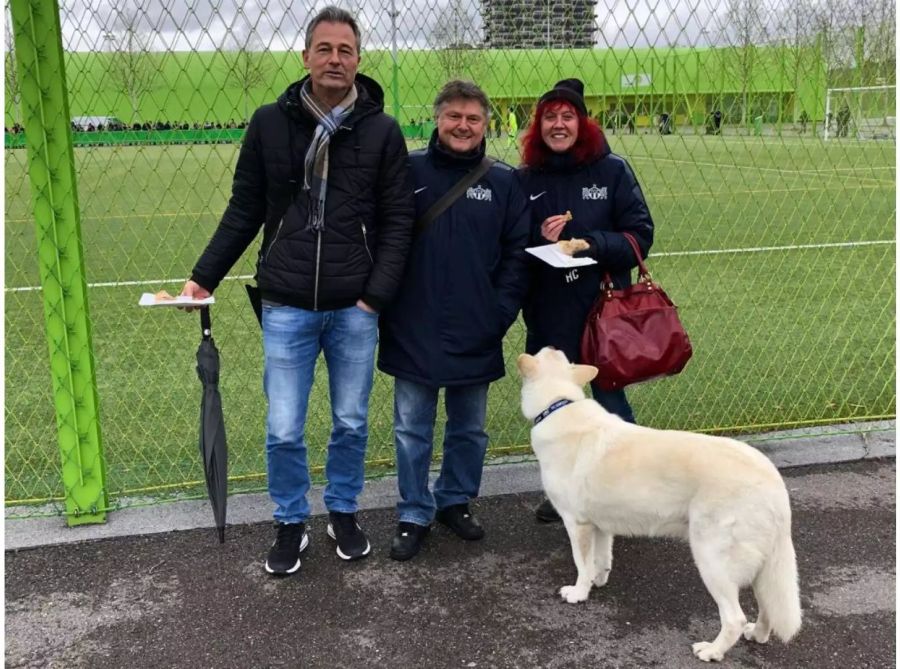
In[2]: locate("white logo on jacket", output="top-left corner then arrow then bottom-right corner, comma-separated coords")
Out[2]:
467,185 -> 493,201
582,184 -> 608,200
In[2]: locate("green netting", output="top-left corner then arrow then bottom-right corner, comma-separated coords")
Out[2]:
5,0 -> 895,519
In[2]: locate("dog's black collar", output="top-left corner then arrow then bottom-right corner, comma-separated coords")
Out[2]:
533,399 -> 573,426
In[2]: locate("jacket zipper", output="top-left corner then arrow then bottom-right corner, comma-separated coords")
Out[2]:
361,223 -> 373,264
263,217 -> 284,263
313,230 -> 322,311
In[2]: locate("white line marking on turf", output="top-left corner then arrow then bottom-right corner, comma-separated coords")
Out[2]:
6,242 -> 895,292
6,274 -> 255,293
635,156 -> 895,182
653,240 -> 894,258
652,183 -> 891,199
646,134 -> 898,149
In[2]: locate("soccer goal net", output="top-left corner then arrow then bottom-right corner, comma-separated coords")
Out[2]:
825,85 -> 896,140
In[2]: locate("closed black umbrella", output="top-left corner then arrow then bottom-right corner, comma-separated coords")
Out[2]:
196,306 -> 228,543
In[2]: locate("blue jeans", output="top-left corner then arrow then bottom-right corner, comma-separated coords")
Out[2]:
393,379 -> 489,526
592,387 -> 636,424
262,304 -> 378,524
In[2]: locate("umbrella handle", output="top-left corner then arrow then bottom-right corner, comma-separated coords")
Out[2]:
200,306 -> 212,340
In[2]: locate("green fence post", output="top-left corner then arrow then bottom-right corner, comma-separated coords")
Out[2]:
10,0 -> 108,525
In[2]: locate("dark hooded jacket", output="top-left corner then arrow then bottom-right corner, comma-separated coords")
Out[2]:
191,74 -> 414,312
378,132 -> 531,386
517,142 -> 654,362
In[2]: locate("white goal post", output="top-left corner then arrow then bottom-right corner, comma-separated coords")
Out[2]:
825,85 -> 896,141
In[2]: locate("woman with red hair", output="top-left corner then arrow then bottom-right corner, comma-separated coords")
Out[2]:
517,79 -> 656,522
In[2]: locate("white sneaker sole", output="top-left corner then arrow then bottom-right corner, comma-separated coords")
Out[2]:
264,531 -> 309,575
327,523 -> 371,561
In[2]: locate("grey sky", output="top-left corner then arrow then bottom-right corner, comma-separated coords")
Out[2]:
24,0 -> 888,55
52,0 -> 725,51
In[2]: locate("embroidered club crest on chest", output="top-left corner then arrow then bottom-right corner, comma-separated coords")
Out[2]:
582,184 -> 608,200
467,185 -> 493,201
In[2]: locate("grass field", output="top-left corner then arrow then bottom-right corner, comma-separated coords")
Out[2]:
5,133 -> 896,509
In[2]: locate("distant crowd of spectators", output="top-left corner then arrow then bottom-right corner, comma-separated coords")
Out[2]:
68,119 -> 249,132
3,120 -> 251,134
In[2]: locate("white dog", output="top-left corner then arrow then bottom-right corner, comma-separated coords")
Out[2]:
517,347 -> 801,662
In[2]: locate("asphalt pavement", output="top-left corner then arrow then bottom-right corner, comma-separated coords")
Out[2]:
5,422 -> 896,668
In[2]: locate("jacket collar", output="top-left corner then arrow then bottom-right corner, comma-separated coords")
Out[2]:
533,136 -> 612,174
427,129 -> 486,168
278,73 -> 384,127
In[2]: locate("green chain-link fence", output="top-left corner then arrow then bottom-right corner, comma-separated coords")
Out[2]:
5,0 -> 895,521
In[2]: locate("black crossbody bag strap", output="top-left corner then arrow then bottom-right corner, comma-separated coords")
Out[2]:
415,157 -> 495,236
248,158 -> 495,325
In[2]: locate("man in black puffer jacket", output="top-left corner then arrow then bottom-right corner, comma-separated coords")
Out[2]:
181,7 -> 414,577
378,81 -> 530,562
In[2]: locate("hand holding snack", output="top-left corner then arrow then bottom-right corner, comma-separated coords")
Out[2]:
556,238 -> 590,256
540,211 -> 573,242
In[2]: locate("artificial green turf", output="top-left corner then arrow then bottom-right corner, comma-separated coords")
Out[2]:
5,134 -> 895,505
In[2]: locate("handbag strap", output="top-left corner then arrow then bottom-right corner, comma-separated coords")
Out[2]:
622,232 -> 650,276
603,232 -> 650,287
415,157 -> 495,236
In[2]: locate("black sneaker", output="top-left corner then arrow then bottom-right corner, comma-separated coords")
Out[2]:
535,497 -> 562,523
326,511 -> 371,561
389,522 -> 430,562
435,503 -> 484,541
264,522 -> 309,576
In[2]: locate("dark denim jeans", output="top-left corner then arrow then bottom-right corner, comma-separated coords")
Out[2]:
592,387 -> 636,423
392,378 -> 490,526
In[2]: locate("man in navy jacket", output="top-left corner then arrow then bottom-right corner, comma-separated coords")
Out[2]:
378,80 -> 530,561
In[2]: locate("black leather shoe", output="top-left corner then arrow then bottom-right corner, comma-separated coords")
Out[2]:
535,498 -> 562,523
389,522 -> 430,561
436,503 -> 484,541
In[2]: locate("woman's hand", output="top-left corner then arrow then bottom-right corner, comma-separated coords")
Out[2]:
540,214 -> 569,242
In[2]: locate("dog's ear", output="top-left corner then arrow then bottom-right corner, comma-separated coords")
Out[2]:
517,353 -> 538,378
572,364 -> 598,385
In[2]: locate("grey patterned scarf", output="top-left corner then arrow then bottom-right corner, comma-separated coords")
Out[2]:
299,80 -> 358,232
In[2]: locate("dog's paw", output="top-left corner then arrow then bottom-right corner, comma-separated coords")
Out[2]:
559,585 -> 590,603
691,641 -> 724,662
742,622 -> 770,644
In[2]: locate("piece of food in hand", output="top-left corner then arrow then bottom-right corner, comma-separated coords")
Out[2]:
564,210 -> 573,222
155,290 -> 176,301
557,238 -> 590,256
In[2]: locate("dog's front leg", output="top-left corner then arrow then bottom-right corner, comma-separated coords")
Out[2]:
558,514 -> 595,603
592,530 -> 613,587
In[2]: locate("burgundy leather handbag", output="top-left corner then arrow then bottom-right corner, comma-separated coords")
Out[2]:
579,233 -> 692,391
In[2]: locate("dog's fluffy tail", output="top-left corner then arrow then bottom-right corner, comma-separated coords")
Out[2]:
754,529 -> 802,642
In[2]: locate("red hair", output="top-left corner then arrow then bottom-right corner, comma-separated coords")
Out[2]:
520,100 -> 607,168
